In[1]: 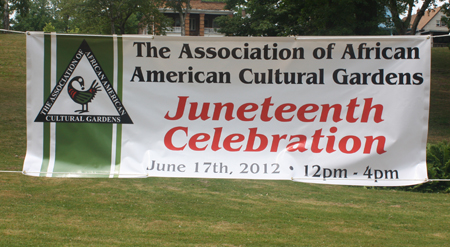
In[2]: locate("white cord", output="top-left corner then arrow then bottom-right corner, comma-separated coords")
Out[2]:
432,34 -> 450,38
0,29 -> 26,34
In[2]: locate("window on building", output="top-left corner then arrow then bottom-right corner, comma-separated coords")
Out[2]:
212,18 -> 219,28
437,20 -> 441,27
174,18 -> 181,27
190,18 -> 197,31
204,15 -> 221,28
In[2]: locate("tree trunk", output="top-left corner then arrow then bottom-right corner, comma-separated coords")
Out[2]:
388,0 -> 410,35
410,0 -> 433,35
179,11 -> 185,36
110,21 -> 115,34
118,21 -> 126,35
3,0 -> 9,30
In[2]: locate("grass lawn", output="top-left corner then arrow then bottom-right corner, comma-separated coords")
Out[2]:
428,47 -> 450,143
1,33 -> 450,246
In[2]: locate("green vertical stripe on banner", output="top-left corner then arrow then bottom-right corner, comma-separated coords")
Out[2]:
52,35 -> 114,177
114,36 -> 123,178
40,34 -> 52,176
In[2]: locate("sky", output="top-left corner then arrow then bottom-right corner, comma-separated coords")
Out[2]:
404,0 -> 449,17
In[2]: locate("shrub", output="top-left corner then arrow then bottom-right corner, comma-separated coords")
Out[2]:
370,142 -> 450,193
404,141 -> 450,192
43,23 -> 56,33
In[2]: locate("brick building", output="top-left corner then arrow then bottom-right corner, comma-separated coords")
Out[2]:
148,0 -> 233,37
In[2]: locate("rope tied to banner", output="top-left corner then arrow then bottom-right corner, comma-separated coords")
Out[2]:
0,29 -> 26,34
1,28 -> 450,38
432,34 -> 450,38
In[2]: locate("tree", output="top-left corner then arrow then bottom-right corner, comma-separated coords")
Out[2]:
11,0 -> 51,31
11,0 -> 81,33
78,0 -> 166,35
298,0 -> 387,35
216,0 -> 388,36
2,0 -> 9,29
215,0 -> 306,36
164,0 -> 190,36
441,2 -> 450,28
51,0 -> 82,33
10,0 -> 171,34
386,0 -> 413,35
409,0 -> 434,34
1,0 -> 28,30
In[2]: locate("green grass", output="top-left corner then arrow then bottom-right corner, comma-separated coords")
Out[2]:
1,33 -> 450,246
2,176 -> 450,246
0,33 -> 26,171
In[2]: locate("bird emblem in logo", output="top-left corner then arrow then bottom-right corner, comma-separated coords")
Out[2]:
67,76 -> 101,113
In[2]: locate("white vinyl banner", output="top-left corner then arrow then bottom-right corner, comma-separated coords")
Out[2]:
24,33 -> 431,186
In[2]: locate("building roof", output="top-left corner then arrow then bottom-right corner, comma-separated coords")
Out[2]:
408,7 -> 442,30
